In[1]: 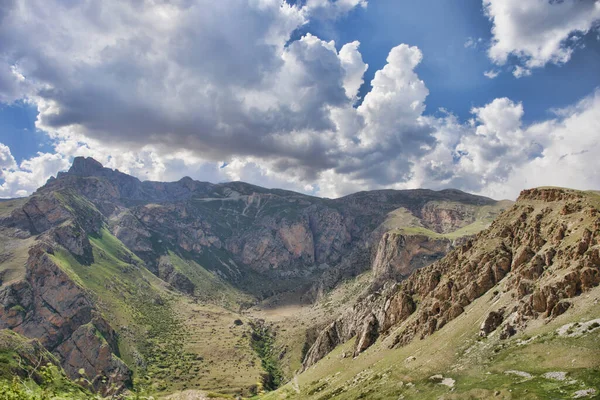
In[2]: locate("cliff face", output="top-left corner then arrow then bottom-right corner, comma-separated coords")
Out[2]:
302,188 -> 600,370
370,232 -> 452,289
31,158 -> 503,295
0,238 -> 131,394
0,187 -> 134,394
0,157 -> 507,393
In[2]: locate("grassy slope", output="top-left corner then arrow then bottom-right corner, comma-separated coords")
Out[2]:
167,251 -> 254,310
0,199 -> 34,285
0,192 -> 272,397
383,200 -> 513,240
261,272 -> 600,400
50,226 -> 262,397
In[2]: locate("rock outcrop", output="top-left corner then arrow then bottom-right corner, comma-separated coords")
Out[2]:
0,242 -> 132,394
370,232 -> 452,289
158,257 -> 196,295
302,188 -> 600,370
0,157 -> 512,389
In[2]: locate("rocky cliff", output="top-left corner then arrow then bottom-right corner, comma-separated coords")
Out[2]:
28,157 -> 504,296
0,193 -> 132,394
302,188 -> 600,370
370,232 -> 452,289
0,157 -> 508,394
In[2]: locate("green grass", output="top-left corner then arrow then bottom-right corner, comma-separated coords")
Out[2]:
167,251 -> 254,310
260,283 -> 600,400
47,225 -> 263,396
49,227 -> 194,394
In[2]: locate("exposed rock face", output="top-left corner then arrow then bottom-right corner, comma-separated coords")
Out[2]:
353,314 -> 379,356
158,257 -> 195,295
5,194 -> 72,234
0,182 -> 132,394
420,202 -> 476,233
371,232 -> 452,289
480,309 -> 505,337
0,242 -> 132,394
302,188 -> 600,370
55,322 -> 131,393
21,158 -> 501,297
0,157 -> 508,387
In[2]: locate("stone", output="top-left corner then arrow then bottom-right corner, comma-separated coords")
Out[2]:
480,309 -> 504,337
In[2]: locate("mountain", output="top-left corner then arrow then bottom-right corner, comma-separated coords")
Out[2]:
5,157 -> 598,399
264,187 -> 600,399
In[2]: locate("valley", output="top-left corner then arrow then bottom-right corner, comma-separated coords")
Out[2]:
0,158 -> 599,399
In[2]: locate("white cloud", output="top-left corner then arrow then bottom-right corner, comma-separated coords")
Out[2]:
0,143 -> 16,171
483,69 -> 500,79
512,65 -> 532,78
479,90 -> 600,199
0,0 -> 599,201
357,44 -> 429,147
0,150 -> 70,198
338,41 -> 368,102
485,0 -> 600,71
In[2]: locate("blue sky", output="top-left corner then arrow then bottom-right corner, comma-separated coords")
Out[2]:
0,0 -> 599,199
0,101 -> 52,163
297,0 -> 600,123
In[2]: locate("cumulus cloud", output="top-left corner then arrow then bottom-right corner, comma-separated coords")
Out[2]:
0,0 -> 375,179
485,0 -> 600,71
478,90 -> 600,199
0,143 -> 16,171
0,0 -> 599,201
0,0 -> 437,198
338,41 -> 369,102
0,147 -> 70,198
410,91 -> 600,200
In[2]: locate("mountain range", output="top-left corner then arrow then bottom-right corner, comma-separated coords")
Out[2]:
0,157 -> 599,399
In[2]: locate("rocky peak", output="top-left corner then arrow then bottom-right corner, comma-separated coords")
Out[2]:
517,187 -> 584,202
68,156 -> 105,176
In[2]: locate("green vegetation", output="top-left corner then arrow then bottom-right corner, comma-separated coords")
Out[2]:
249,321 -> 284,392
49,227 -> 194,393
167,251 -> 254,309
0,330 -> 97,399
0,364 -> 95,400
260,285 -> 600,400
46,225 -> 262,396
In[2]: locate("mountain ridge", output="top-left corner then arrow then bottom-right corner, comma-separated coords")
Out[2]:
13,157 -> 590,398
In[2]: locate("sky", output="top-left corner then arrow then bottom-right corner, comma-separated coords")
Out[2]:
0,0 -> 599,200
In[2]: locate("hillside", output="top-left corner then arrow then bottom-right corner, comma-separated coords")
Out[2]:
4,156 -> 569,398
264,188 -> 600,399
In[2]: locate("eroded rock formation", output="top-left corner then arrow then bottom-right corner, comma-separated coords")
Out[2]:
302,188 -> 600,370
